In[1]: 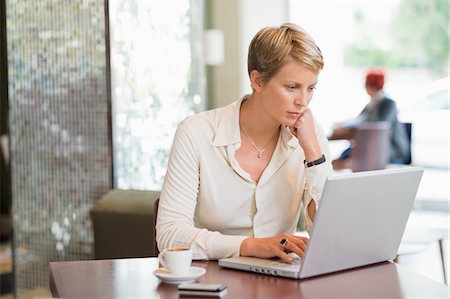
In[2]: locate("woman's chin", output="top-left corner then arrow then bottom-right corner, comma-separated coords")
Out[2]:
282,120 -> 296,127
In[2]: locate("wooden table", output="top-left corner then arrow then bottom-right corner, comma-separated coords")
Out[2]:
49,257 -> 449,298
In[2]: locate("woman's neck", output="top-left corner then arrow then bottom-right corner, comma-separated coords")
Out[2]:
240,94 -> 280,144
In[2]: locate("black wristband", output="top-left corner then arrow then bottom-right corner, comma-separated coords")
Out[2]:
304,155 -> 326,168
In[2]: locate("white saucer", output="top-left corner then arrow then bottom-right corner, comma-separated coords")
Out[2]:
153,266 -> 206,284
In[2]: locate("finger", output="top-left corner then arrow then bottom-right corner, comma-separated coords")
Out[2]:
290,235 -> 309,243
277,250 -> 294,263
296,113 -> 308,128
286,236 -> 308,255
284,239 -> 306,258
290,235 -> 309,248
289,126 -> 297,136
298,107 -> 311,123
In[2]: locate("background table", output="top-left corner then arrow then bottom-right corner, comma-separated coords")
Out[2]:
49,257 -> 449,298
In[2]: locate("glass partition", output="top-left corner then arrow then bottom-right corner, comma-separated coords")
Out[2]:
6,0 -> 111,296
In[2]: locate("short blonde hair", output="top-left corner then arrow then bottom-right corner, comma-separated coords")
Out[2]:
247,23 -> 324,84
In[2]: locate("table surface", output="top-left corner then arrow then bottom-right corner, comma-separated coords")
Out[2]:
49,257 -> 449,299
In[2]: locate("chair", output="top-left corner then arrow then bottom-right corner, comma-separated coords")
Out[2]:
154,197 -> 159,255
350,122 -> 390,172
402,122 -> 412,165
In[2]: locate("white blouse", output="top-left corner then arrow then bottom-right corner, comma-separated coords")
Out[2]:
156,98 -> 332,260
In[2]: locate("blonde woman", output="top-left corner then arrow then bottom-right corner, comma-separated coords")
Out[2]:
156,23 -> 332,263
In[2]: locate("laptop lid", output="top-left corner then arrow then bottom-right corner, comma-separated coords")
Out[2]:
299,167 -> 423,278
219,167 -> 424,279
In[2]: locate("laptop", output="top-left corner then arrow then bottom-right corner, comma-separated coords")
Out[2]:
218,167 -> 424,279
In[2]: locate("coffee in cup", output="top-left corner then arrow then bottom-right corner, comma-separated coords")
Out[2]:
158,247 -> 192,275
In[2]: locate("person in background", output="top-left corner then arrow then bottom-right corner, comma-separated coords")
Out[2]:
330,69 -> 409,169
156,23 -> 332,264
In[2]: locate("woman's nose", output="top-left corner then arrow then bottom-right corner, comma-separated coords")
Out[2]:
294,91 -> 307,106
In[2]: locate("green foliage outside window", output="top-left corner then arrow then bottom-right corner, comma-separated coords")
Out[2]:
344,0 -> 449,76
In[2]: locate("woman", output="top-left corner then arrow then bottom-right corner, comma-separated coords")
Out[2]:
156,23 -> 332,264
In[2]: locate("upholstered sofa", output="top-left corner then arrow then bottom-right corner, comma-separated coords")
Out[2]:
90,190 -> 160,259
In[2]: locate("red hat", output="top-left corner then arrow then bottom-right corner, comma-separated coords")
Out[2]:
365,70 -> 385,90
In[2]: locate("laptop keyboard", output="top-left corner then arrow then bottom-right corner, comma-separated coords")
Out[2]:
291,256 -> 303,265
268,256 -> 303,268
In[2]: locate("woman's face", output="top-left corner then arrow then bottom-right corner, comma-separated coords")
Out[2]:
365,85 -> 379,97
254,59 -> 318,126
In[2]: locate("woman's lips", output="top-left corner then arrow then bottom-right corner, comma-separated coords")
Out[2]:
288,111 -> 301,117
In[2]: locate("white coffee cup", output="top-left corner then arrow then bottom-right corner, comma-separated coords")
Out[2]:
158,247 -> 192,275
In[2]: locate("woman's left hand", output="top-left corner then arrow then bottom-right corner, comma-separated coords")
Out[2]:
288,107 -> 322,161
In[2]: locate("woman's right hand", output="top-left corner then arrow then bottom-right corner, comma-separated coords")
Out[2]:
239,234 -> 309,263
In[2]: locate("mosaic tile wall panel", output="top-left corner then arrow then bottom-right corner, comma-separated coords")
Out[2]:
6,0 -> 111,295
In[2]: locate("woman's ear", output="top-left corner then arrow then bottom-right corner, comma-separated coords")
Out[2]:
249,70 -> 264,92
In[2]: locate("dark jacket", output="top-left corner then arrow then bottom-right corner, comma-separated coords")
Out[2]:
358,97 -> 410,163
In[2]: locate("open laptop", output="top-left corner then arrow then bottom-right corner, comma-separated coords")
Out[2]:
219,167 -> 424,279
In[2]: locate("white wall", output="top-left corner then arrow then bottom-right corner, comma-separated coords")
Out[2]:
239,1 -> 289,97
208,0 -> 288,108
208,0 -> 241,108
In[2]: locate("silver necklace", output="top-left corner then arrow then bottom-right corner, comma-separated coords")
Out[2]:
240,122 -> 271,158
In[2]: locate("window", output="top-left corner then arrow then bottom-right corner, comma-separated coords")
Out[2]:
109,0 -> 205,190
289,1 -> 447,132
289,0 -> 449,209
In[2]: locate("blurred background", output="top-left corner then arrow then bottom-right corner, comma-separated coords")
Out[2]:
0,0 -> 448,298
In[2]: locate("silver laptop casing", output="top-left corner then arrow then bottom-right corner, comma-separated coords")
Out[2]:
219,167 -> 424,279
